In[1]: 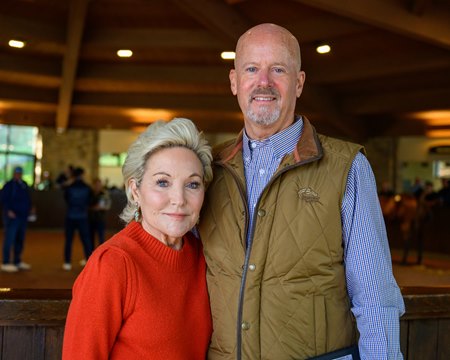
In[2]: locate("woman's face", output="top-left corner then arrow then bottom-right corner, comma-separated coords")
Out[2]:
130,146 -> 205,248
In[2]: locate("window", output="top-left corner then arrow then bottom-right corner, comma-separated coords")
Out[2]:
0,125 -> 38,187
98,152 -> 127,189
99,153 -> 127,167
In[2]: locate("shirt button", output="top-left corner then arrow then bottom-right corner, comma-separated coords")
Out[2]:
251,142 -> 257,149
248,264 -> 256,271
259,169 -> 265,175
241,322 -> 250,330
257,209 -> 266,217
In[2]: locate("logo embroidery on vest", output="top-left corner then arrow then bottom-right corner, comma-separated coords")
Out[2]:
298,187 -> 320,203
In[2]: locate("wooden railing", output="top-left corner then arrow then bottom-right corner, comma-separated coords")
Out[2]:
400,286 -> 450,360
0,287 -> 449,359
0,289 -> 70,360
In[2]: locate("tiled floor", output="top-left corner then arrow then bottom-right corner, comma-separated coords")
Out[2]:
1,229 -> 450,289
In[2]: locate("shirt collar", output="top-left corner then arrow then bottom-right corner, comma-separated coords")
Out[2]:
243,115 -> 303,160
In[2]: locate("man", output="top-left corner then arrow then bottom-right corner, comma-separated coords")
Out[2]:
1,166 -> 32,272
63,167 -> 93,271
199,23 -> 404,359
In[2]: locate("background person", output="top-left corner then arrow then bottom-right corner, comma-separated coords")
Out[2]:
62,166 -> 93,271
89,177 -> 111,249
199,23 -> 404,359
63,118 -> 213,359
56,164 -> 74,189
1,166 -> 33,272
402,180 -> 440,265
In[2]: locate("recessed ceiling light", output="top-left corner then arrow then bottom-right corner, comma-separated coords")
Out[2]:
316,44 -> 331,54
221,51 -> 235,60
117,49 -> 133,58
8,39 -> 26,49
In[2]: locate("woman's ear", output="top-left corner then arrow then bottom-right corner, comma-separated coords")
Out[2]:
129,178 -> 139,202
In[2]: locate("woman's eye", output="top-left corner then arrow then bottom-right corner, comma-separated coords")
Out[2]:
187,181 -> 201,190
156,179 -> 169,187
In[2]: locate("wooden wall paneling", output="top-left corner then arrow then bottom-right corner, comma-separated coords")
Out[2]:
2,326 -> 45,359
407,319 -> 438,360
44,326 -> 64,360
0,326 -> 3,360
438,319 -> 450,360
400,319 -> 409,358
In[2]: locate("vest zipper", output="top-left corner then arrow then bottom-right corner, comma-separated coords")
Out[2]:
221,153 -> 321,360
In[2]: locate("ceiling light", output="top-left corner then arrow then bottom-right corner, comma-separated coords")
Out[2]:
8,39 -> 26,49
117,49 -> 133,58
316,44 -> 331,54
125,108 -> 173,123
426,129 -> 450,138
412,110 -> 450,126
221,51 -> 235,60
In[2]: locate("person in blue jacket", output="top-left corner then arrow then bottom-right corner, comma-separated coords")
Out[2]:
1,166 -> 33,272
63,166 -> 93,271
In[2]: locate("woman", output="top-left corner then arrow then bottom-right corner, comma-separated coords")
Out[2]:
63,118 -> 213,359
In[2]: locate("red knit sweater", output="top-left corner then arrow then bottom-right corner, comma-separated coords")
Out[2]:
63,221 -> 212,359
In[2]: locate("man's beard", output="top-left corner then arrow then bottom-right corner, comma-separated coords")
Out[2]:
246,88 -> 281,126
246,105 -> 280,126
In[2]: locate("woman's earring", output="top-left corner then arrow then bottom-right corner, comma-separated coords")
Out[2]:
134,202 -> 140,222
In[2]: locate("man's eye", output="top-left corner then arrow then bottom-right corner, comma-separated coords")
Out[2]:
274,67 -> 285,73
156,179 -> 169,187
187,181 -> 201,190
246,67 -> 256,73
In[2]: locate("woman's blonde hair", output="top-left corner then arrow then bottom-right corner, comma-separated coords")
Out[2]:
119,118 -> 213,224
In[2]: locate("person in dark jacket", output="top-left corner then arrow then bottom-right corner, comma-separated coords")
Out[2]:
63,167 -> 93,271
88,178 -> 111,249
1,166 -> 33,272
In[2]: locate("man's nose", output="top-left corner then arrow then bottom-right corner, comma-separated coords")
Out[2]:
257,69 -> 272,87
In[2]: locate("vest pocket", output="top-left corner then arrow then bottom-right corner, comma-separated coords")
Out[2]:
314,294 -> 327,354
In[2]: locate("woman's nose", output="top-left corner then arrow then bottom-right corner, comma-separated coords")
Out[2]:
170,187 -> 186,206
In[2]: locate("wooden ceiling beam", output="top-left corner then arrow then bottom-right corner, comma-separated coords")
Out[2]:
55,0 -> 90,132
0,53 -> 61,77
86,28 -> 220,49
70,107 -> 244,133
295,0 -> 450,49
0,70 -> 59,88
75,78 -> 230,95
409,0 -> 431,16
308,53 -> 450,84
77,63 -> 230,83
0,84 -> 57,104
300,84 -> 366,140
342,88 -> 450,115
171,0 -> 253,47
0,14 -> 64,44
73,92 -> 239,112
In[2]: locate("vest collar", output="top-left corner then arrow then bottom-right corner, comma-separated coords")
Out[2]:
216,116 -> 323,165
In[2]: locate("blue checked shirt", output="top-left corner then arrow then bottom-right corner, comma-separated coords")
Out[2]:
243,117 -> 405,359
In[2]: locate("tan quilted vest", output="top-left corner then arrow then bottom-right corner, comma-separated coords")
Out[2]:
199,118 -> 363,360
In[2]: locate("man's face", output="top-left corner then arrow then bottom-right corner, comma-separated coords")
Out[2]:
229,31 -> 305,138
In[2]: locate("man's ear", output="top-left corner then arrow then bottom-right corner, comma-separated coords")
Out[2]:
296,70 -> 306,98
229,69 -> 237,95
